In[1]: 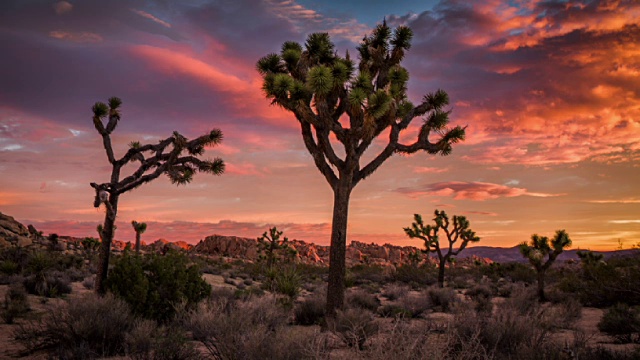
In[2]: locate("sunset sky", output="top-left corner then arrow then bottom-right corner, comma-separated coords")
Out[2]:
1,0 -> 639,250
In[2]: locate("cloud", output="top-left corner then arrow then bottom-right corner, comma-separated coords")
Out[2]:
49,30 -> 103,43
392,0 -> 640,166
53,1 -> 72,15
413,166 -> 449,174
131,9 -> 172,28
588,198 -> 640,204
608,220 -> 640,224
396,181 -> 564,201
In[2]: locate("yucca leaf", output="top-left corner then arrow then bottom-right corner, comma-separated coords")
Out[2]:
256,53 -> 283,75
306,65 -> 333,95
92,102 -> 108,118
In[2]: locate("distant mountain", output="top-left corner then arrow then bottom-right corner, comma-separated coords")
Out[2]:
461,246 -> 638,263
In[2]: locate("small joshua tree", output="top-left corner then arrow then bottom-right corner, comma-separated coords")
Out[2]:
404,210 -> 480,288
131,221 -> 147,254
519,229 -> 572,302
90,97 -> 225,294
576,250 -> 604,267
257,227 -> 296,269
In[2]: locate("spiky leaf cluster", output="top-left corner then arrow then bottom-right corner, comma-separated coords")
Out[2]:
519,230 -> 572,271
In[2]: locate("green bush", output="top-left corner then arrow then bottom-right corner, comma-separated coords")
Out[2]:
0,260 -> 19,275
598,303 -> 640,343
106,250 -> 211,323
393,264 -> 437,287
266,266 -> 301,299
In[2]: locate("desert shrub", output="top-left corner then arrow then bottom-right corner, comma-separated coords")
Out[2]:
125,319 -> 156,360
349,264 -> 389,285
14,293 -> 134,358
381,283 -> 409,301
396,291 -> 431,318
378,304 -> 410,318
186,295 -> 314,360
466,285 -> 494,314
266,266 -> 302,299
346,288 -> 380,312
0,247 -> 30,273
552,296 -> 583,329
106,250 -> 211,323
328,308 -> 379,350
149,327 -> 201,360
23,270 -> 72,297
560,258 -> 640,307
597,303 -> 640,343
82,275 -> 95,290
294,291 -> 326,325
502,285 -> 538,315
485,262 -> 536,284
393,264 -> 437,287
1,283 -> 30,324
358,320 -> 433,359
0,260 -> 20,275
427,286 -> 457,312
446,307 -> 551,359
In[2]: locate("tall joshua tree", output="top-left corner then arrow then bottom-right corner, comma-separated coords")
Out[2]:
257,22 -> 466,315
519,230 -> 572,302
90,97 -> 225,294
404,210 -> 480,288
131,220 -> 147,254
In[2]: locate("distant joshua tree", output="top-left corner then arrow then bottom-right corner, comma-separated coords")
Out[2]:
404,210 -> 480,288
257,227 -> 296,269
257,21 -> 466,316
131,221 -> 147,254
519,230 -> 572,302
90,97 -> 225,294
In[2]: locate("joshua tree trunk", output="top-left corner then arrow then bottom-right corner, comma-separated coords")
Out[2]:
135,232 -> 141,254
537,269 -> 546,302
326,179 -> 353,316
95,194 -> 119,294
437,259 -> 446,288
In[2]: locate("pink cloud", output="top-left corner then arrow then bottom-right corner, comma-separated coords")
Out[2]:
396,181 -> 564,201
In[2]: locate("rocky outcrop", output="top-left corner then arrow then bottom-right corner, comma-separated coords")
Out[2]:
192,235 -> 475,267
0,212 -> 34,247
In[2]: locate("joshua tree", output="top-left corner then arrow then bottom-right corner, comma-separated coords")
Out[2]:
90,97 -> 225,294
257,21 -> 466,315
404,210 -> 480,288
257,227 -> 296,269
519,230 -> 572,302
576,250 -> 604,267
131,221 -> 147,254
